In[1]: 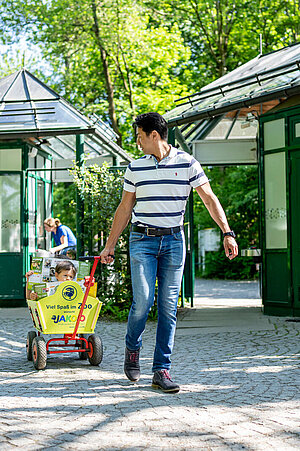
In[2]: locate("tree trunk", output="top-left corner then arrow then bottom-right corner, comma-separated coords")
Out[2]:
91,0 -> 122,146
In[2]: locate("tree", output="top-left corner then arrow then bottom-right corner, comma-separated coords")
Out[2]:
1,0 -> 192,149
142,0 -> 300,89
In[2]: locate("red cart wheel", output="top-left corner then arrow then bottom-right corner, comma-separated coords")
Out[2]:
26,331 -> 37,361
78,334 -> 88,360
32,336 -> 47,370
88,334 -> 103,366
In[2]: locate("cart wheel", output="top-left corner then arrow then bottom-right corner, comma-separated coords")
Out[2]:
87,334 -> 103,366
32,336 -> 47,370
78,334 -> 88,360
26,331 -> 37,361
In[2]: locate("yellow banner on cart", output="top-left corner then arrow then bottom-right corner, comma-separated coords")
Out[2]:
27,281 -> 102,334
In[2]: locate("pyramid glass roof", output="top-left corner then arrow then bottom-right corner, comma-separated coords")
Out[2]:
0,70 -> 92,136
0,69 -> 132,163
165,42 -> 300,126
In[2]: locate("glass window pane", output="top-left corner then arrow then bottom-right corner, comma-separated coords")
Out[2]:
37,181 -> 45,250
0,148 -> 22,170
28,154 -> 36,169
295,122 -> 300,138
0,174 -> 21,252
28,176 -> 36,252
264,119 -> 285,150
34,101 -> 90,129
46,137 -> 74,159
264,152 -> 287,249
228,119 -> 257,138
205,118 -> 232,139
0,103 -> 35,130
37,154 -> 45,179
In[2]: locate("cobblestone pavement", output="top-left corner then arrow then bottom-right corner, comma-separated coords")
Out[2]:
0,281 -> 300,450
194,279 -> 260,300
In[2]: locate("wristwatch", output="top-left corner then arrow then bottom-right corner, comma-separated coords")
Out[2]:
223,230 -> 236,239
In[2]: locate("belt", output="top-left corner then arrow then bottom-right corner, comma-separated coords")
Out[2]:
131,224 -> 183,236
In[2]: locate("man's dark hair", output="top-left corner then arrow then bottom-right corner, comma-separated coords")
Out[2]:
133,112 -> 168,141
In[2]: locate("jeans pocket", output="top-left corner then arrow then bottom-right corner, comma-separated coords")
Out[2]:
129,232 -> 144,242
173,230 -> 184,241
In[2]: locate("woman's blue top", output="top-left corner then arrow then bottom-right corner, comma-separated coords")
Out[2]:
52,225 -> 77,247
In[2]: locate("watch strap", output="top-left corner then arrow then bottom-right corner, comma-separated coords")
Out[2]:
223,231 -> 236,239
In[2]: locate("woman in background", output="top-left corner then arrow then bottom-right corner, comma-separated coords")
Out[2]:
44,217 -> 77,256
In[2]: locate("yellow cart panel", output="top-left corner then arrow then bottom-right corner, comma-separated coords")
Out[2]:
27,281 -> 102,334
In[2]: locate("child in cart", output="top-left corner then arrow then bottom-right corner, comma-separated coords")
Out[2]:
25,261 -> 77,300
26,256 -> 103,370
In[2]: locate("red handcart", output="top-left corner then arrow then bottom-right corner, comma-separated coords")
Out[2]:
26,256 -> 103,370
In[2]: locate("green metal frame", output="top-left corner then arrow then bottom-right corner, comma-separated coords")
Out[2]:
0,141 -> 56,303
24,144 -> 53,268
26,172 -> 52,264
76,135 -> 85,258
168,127 -> 195,307
259,103 -> 300,316
0,141 -> 26,302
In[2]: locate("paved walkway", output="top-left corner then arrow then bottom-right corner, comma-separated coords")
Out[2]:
0,279 -> 300,450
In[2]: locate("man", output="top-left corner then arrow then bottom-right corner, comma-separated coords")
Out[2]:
100,112 -> 238,393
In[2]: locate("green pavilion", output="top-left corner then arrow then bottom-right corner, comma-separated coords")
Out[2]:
0,69 -> 132,305
165,42 -> 300,316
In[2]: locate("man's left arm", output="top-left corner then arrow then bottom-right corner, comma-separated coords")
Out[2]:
195,182 -> 238,260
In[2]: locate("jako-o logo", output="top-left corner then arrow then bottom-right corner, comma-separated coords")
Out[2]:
51,314 -> 85,324
62,285 -> 77,301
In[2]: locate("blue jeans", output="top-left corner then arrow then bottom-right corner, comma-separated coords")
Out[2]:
126,230 -> 186,372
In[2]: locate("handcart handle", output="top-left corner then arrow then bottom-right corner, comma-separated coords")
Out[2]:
78,255 -> 99,261
71,256 -> 101,339
78,255 -> 114,261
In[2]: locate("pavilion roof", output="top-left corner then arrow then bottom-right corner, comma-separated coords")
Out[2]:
0,69 -> 132,163
165,42 -> 300,127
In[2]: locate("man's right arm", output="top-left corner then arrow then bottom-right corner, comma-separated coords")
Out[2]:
100,190 -> 136,264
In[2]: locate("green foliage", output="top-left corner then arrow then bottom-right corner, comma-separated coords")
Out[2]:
70,162 -> 133,319
2,0 -> 300,148
1,0 -> 192,150
53,182 -> 76,231
142,0 -> 300,88
201,251 -> 258,280
194,165 -> 259,279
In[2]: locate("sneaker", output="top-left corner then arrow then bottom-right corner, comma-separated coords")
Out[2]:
152,369 -> 180,393
124,347 -> 140,382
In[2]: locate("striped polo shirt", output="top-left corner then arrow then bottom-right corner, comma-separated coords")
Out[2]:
123,146 -> 208,228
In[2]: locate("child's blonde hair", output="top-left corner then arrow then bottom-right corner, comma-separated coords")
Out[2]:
44,217 -> 61,228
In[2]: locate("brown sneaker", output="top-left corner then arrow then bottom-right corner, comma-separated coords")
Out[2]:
124,347 -> 140,382
152,369 -> 180,393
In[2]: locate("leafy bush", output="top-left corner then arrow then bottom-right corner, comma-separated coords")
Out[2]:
200,251 -> 258,280
194,165 -> 259,280
71,162 -> 133,320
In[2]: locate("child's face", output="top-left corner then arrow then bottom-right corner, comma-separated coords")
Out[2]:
55,269 -> 75,281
